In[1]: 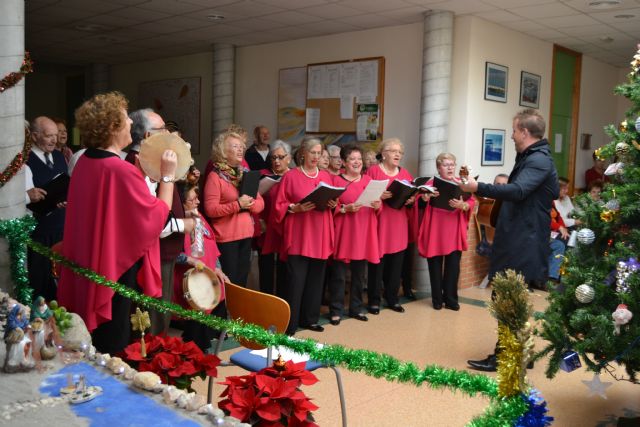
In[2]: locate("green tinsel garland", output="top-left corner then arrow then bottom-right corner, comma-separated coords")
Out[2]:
0,215 -> 36,304
0,216 -> 530,425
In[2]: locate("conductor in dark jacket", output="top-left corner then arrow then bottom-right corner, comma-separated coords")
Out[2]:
459,108 -> 559,372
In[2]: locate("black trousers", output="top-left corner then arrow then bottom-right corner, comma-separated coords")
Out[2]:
427,251 -> 461,307
367,250 -> 404,307
328,260 -> 366,317
92,259 -> 141,354
181,301 -> 227,352
217,238 -> 252,286
258,250 -> 286,297
29,226 -> 63,302
401,243 -> 415,295
285,255 -> 326,334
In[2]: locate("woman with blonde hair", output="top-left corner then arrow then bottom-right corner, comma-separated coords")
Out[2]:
204,126 -> 264,286
273,136 -> 337,334
365,138 -> 414,314
417,153 -> 474,311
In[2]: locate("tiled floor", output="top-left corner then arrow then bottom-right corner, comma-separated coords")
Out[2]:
193,286 -> 640,426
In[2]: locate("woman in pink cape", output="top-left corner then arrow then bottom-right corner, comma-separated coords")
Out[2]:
328,144 -> 381,325
417,153 -> 474,311
58,92 -> 176,354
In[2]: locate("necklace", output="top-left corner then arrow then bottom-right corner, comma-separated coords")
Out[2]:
299,166 -> 319,179
379,162 -> 398,177
341,173 -> 361,183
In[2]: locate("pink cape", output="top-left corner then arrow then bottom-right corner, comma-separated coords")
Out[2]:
366,165 -> 413,256
58,155 -> 168,332
331,174 -> 380,263
272,168 -> 334,260
416,177 -> 475,258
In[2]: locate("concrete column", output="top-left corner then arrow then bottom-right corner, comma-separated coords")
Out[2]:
88,63 -> 110,95
211,43 -> 235,138
0,0 -> 26,292
414,10 -> 454,292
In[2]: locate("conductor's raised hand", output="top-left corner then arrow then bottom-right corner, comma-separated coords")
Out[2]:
458,175 -> 478,192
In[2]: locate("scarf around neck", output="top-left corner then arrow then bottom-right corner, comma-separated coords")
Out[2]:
212,161 -> 244,187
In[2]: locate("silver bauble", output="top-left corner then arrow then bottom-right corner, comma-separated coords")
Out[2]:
616,142 -> 631,157
577,228 -> 596,245
605,199 -> 620,211
575,284 -> 595,303
636,116 -> 640,133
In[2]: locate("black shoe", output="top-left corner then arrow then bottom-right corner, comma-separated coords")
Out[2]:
390,304 -> 405,313
433,303 -> 443,310
467,354 -> 497,372
404,290 -> 417,300
329,317 -> 341,326
445,304 -> 460,311
306,324 -> 324,332
368,306 -> 380,315
350,313 -> 368,321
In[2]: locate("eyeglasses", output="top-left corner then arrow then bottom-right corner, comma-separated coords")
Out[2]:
229,144 -> 245,151
329,155 -> 341,159
149,126 -> 167,132
441,163 -> 456,168
271,154 -> 288,161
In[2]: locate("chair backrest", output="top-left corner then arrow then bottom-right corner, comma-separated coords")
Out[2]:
224,282 -> 290,350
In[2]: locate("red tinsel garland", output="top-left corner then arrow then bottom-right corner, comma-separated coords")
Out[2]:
0,52 -> 33,93
0,132 -> 32,188
0,52 -> 35,188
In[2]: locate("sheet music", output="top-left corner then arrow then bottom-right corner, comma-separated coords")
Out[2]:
258,176 -> 280,195
354,179 -> 389,207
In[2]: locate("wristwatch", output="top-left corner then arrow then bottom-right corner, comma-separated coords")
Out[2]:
161,175 -> 175,183
340,204 -> 346,214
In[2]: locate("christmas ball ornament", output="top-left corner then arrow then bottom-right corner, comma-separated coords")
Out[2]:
577,228 -> 596,245
636,116 -> 640,133
575,284 -> 595,303
620,120 -> 629,132
616,142 -> 631,157
605,199 -> 620,211
600,210 -> 615,223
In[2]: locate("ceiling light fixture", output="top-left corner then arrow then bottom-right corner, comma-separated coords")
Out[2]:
207,14 -> 225,21
587,0 -> 622,9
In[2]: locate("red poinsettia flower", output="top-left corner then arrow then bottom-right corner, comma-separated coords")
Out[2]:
195,353 -> 221,378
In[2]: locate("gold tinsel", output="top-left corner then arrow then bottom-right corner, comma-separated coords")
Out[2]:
601,209 -> 615,223
497,325 -> 526,397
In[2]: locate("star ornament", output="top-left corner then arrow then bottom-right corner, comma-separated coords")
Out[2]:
582,373 -> 612,399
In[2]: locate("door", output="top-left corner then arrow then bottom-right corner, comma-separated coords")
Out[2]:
549,45 -> 582,189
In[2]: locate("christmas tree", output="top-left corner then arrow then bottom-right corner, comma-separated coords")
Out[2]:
537,46 -> 640,383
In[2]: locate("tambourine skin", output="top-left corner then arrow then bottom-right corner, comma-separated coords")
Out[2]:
182,266 -> 221,312
138,133 -> 193,182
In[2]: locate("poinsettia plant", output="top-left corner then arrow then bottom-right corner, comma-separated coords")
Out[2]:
218,359 -> 319,426
123,334 -> 220,391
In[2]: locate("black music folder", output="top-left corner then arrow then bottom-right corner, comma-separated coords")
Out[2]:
27,173 -> 70,215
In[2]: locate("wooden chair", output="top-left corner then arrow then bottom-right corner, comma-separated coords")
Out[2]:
209,282 -> 347,427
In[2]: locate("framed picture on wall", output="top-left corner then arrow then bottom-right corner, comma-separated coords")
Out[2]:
519,71 -> 541,108
482,128 -> 505,166
485,62 -> 508,102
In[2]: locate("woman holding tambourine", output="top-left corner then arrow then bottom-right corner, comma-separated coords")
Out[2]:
365,138 -> 414,315
273,136 -> 337,335
203,126 -> 264,286
329,144 -> 381,326
173,181 -> 229,350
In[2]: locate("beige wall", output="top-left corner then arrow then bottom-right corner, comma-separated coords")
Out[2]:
449,16 -> 553,181
235,23 -> 424,173
111,52 -> 213,168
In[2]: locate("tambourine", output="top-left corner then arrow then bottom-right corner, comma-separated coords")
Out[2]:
138,133 -> 193,182
182,266 -> 222,312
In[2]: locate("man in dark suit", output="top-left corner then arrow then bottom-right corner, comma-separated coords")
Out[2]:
26,116 -> 68,301
244,126 -> 271,170
460,109 -> 559,372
